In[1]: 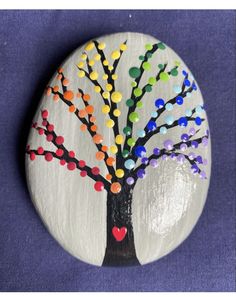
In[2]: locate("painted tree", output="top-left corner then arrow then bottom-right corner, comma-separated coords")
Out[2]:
26,38 -> 210,266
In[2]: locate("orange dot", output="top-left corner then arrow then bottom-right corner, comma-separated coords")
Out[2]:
96,151 -> 105,161
76,92 -> 82,98
53,94 -> 59,101
83,94 -> 90,101
69,105 -> 76,113
58,67 -> 63,73
57,74 -> 62,80
90,116 -> 96,123
80,124 -> 87,131
106,174 -> 112,181
46,87 -> 52,96
53,85 -> 59,92
110,182 -> 121,194
62,78 -> 70,86
93,134 -> 103,144
91,125 -> 97,132
85,105 -> 94,114
106,157 -> 115,166
64,90 -> 74,101
101,145 -> 108,152
78,109 -> 87,118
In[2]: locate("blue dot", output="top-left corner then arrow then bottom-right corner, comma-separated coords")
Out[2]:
185,109 -> 192,117
165,115 -> 174,125
147,121 -> 157,131
137,129 -> 145,138
182,70 -> 187,76
124,159 -> 135,170
134,146 -> 146,158
178,117 -> 188,127
192,82 -> 197,90
184,79 -> 191,87
195,117 -> 202,126
155,98 -> 165,109
165,103 -> 173,111
176,96 -> 184,105
174,85 -> 182,94
151,111 -> 158,118
160,127 -> 167,134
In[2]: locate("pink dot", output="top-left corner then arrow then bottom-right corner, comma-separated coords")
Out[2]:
92,167 -> 100,175
45,152 -> 53,162
38,128 -> 44,135
78,160 -> 86,168
41,110 -> 49,119
37,147 -> 44,154
60,159 -> 66,166
32,122 -> 37,128
94,181 -> 104,192
55,136 -> 64,145
56,148 -> 64,157
67,162 -> 76,170
42,120 -> 47,126
80,170 -> 87,177
46,134 -> 54,142
47,124 -> 54,132
68,150 -> 75,158
30,152 -> 36,160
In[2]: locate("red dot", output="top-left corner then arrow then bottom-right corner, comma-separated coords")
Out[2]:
32,122 -> 37,128
47,124 -> 54,132
42,120 -> 47,126
78,160 -> 86,168
30,152 -> 36,160
67,162 -> 76,171
56,148 -> 64,157
68,150 -> 75,158
55,136 -> 64,145
45,152 -> 53,162
92,167 -> 100,175
41,110 -> 49,119
46,134 -> 54,142
94,181 -> 104,192
26,144 -> 30,152
60,159 -> 66,166
37,147 -> 44,154
80,170 -> 87,177
38,128 -> 44,135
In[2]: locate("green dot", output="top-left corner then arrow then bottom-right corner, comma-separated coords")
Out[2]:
122,150 -> 130,158
129,67 -> 141,78
134,88 -> 142,97
147,52 -> 152,59
160,72 -> 169,82
171,68 -> 178,76
136,101 -> 143,108
142,62 -> 151,71
139,55 -> 145,61
158,64 -> 164,69
158,42 -> 166,50
148,77 -> 156,85
123,126 -> 132,135
145,44 -> 153,50
129,112 -> 139,123
131,81 -> 137,87
126,99 -> 134,107
127,138 -> 136,147
145,85 -> 152,92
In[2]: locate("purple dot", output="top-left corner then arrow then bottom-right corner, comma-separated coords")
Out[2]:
203,158 -> 208,165
188,152 -> 196,160
137,169 -> 146,179
196,155 -> 203,164
163,139 -> 174,150
189,127 -> 196,135
153,147 -> 160,155
200,171 -> 207,179
191,164 -> 199,174
126,177 -> 134,185
170,153 -> 176,159
202,137 -> 208,146
181,133 -> 189,142
180,143 -> 187,151
141,157 -> 149,165
191,141 -> 199,148
162,154 -> 168,160
150,159 -> 158,168
177,154 -> 185,163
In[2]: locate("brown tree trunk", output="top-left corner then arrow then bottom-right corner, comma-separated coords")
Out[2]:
102,184 -> 140,266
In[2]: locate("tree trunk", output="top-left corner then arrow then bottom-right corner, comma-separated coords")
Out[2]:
102,184 -> 140,266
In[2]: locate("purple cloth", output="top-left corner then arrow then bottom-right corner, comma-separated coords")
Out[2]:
0,10 -> 235,292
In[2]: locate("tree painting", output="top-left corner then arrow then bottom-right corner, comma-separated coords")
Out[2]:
26,37 -> 210,266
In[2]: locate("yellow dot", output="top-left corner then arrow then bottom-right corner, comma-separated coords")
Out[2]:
113,109 -> 121,117
102,105 -> 110,114
111,91 -> 122,103
108,66 -> 114,71
115,169 -> 124,178
102,92 -> 110,99
77,61 -> 84,68
103,74 -> 108,80
94,53 -> 101,61
103,60 -> 109,66
98,42 -> 106,50
81,53 -> 87,60
106,119 -> 115,128
89,71 -> 98,80
112,74 -> 118,80
94,86 -> 101,93
85,42 -> 94,51
110,145 -> 118,154
120,43 -> 127,51
106,84 -> 113,92
78,70 -> 85,78
111,50 -> 120,60
115,134 -> 124,145
88,60 -> 95,66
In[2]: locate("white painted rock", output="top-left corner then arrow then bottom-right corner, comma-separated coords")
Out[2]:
25,32 -> 211,267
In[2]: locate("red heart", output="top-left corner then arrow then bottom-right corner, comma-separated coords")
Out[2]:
112,226 -> 127,242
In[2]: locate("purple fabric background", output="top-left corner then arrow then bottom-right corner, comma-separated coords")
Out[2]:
0,10 -> 235,292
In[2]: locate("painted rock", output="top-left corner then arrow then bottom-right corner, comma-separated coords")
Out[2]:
25,32 -> 211,267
